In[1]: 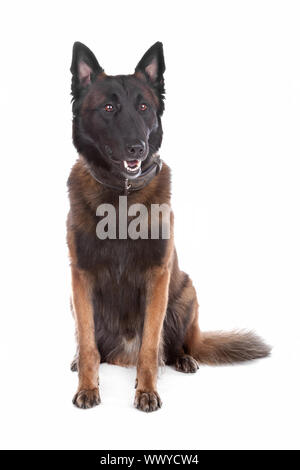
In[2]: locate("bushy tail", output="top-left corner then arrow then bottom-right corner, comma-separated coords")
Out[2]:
190,330 -> 271,365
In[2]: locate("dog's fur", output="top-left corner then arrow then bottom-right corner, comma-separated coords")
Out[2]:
67,42 -> 270,411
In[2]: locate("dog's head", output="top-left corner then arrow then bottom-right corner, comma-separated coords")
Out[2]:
71,42 -> 165,180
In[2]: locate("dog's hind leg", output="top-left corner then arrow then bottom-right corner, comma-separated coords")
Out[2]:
167,266 -> 270,367
174,352 -> 199,373
164,271 -> 200,373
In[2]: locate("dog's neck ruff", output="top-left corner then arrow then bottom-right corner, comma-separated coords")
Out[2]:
88,154 -> 162,195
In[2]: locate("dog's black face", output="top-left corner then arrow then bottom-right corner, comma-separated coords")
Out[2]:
71,42 -> 165,180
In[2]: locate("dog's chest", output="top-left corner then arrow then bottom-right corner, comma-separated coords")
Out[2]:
74,229 -> 167,337
74,228 -> 167,272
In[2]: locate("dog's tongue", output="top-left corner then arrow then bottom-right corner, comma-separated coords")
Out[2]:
127,160 -> 139,168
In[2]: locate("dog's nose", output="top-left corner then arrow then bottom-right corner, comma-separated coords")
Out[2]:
126,140 -> 146,158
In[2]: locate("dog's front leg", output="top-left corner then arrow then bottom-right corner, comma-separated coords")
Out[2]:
135,266 -> 170,412
71,266 -> 100,409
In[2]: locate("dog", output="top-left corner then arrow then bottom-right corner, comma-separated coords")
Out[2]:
67,41 -> 270,411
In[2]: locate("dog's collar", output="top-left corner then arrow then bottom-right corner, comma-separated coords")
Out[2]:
88,154 -> 162,195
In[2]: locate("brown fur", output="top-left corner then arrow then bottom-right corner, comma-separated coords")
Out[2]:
67,158 -> 270,411
71,265 -> 100,408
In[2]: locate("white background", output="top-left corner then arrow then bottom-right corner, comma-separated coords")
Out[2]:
0,0 -> 299,450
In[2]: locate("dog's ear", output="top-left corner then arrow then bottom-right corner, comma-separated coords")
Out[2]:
71,42 -> 103,98
135,42 -> 165,86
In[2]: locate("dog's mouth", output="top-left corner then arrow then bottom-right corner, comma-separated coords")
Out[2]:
110,158 -> 142,178
123,159 -> 141,174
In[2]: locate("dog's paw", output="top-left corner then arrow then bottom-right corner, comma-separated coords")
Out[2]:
70,357 -> 78,372
175,355 -> 199,373
134,390 -> 162,412
72,388 -> 100,409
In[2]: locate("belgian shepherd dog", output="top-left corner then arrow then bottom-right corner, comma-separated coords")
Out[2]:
67,41 -> 270,411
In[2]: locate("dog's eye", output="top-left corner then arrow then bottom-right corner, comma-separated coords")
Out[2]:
104,104 -> 114,112
139,103 -> 148,111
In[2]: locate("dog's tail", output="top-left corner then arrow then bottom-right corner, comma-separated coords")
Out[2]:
188,330 -> 271,365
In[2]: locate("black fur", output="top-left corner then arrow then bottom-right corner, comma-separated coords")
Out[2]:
70,42 -> 165,184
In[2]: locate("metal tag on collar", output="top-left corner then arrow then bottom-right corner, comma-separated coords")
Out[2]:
124,178 -> 132,195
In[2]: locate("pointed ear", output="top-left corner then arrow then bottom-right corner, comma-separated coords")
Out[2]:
135,42 -> 165,85
71,42 -> 103,97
